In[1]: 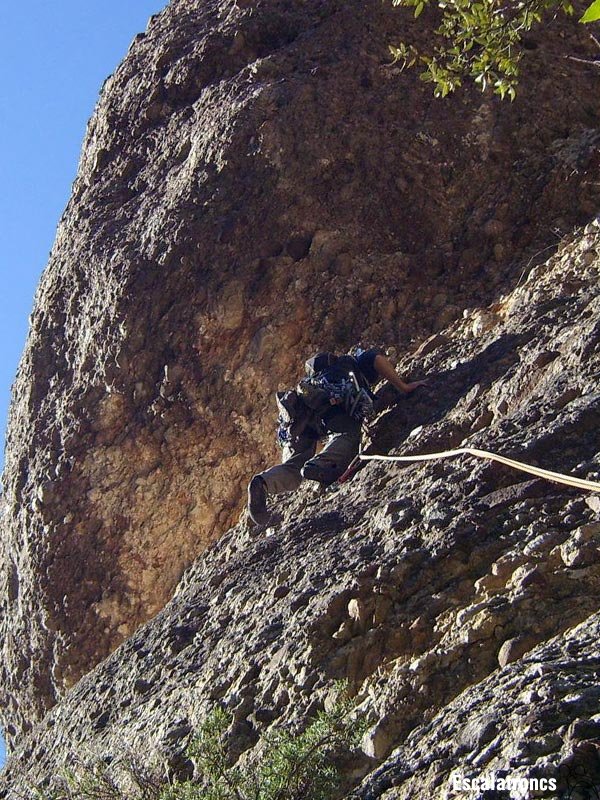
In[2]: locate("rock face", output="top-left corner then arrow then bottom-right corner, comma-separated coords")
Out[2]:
1,224 -> 600,797
0,0 -> 599,783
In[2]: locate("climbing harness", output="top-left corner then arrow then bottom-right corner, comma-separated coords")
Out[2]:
348,371 -> 375,420
358,447 -> 600,493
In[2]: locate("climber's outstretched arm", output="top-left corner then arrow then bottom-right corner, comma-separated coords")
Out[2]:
373,354 -> 427,393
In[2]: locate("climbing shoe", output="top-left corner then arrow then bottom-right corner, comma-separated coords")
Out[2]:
248,475 -> 270,525
301,461 -> 339,486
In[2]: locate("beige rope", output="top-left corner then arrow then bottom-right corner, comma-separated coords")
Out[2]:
359,447 -> 600,493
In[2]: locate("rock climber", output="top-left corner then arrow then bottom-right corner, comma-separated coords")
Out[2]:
247,347 -> 427,525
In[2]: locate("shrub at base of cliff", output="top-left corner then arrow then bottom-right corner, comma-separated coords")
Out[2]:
35,689 -> 364,800
169,693 -> 366,800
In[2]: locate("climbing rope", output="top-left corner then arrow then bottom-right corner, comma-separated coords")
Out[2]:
359,447 -> 600,493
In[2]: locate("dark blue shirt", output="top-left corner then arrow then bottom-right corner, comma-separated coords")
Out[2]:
354,348 -> 383,385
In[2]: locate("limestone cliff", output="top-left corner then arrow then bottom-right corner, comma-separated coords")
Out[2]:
0,0 -> 599,794
2,224 -> 600,797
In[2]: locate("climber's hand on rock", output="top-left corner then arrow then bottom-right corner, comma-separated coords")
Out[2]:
406,379 -> 428,392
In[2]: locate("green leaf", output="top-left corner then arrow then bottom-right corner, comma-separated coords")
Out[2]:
414,1 -> 425,17
580,0 -> 600,21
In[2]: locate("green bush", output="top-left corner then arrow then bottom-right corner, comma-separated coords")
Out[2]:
35,686 -> 364,800
162,687 -> 365,800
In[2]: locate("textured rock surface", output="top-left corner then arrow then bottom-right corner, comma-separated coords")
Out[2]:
1,0 -> 600,785
1,222 -> 599,798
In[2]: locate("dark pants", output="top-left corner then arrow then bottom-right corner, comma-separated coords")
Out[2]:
259,411 -> 361,494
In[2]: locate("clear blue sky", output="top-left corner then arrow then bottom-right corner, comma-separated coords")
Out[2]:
0,0 -> 165,768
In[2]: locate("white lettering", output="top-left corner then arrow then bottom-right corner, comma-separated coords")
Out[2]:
448,772 -> 558,794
